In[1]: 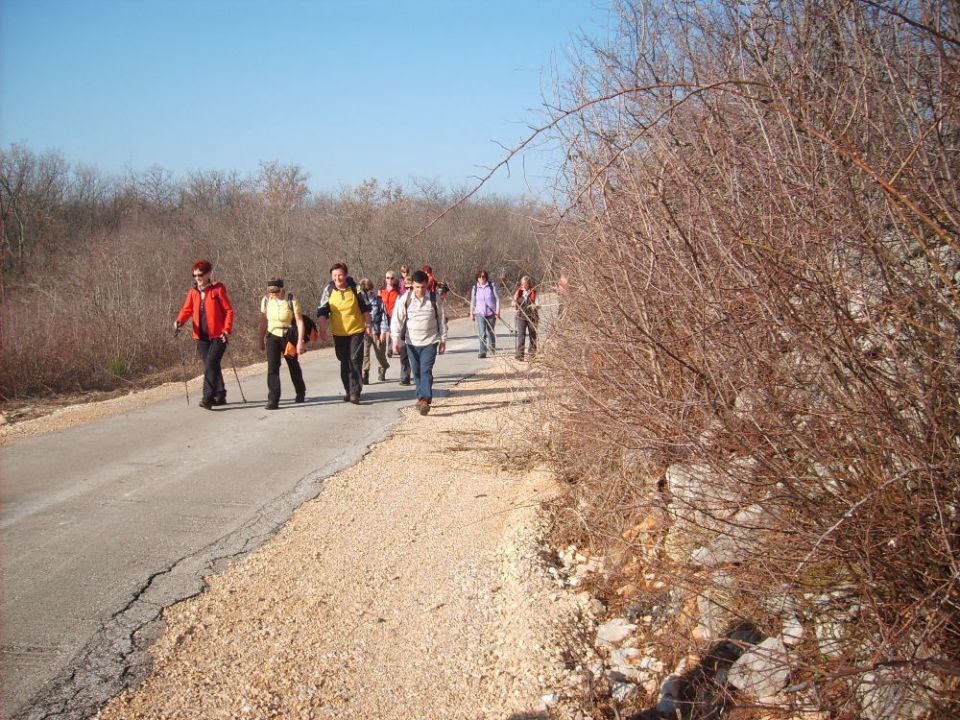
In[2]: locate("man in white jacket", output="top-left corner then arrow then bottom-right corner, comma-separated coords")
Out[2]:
391,270 -> 448,415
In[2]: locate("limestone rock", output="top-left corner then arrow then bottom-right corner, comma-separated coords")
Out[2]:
728,637 -> 791,700
596,618 -> 637,646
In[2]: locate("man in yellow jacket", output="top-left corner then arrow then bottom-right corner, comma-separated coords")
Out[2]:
317,263 -> 373,404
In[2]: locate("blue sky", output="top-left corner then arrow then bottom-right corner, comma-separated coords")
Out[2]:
0,0 -> 611,197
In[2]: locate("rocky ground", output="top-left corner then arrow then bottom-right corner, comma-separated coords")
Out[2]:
85,363 -> 600,720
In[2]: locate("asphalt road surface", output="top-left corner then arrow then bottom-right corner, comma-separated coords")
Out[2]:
1,317 -> 507,720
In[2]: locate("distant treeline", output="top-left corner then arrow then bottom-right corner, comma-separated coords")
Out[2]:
0,147 -> 551,398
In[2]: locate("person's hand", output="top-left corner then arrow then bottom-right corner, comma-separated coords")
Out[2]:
379,332 -> 389,346
470,314 -> 475,322
393,341 -> 401,355
297,341 -> 306,354
495,312 -> 501,319
173,321 -> 181,335
319,330 -> 330,343
439,340 -> 447,355
221,331 -> 229,343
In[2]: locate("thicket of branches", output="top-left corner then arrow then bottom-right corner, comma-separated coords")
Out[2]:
542,0 -> 959,715
0,150 -> 547,398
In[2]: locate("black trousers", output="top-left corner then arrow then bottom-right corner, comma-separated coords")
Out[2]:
334,333 -> 365,396
397,342 -> 410,382
266,333 -> 305,404
196,337 -> 227,402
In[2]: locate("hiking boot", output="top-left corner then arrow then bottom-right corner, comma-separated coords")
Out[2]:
295,394 -> 305,403
417,399 -> 430,416
377,368 -> 386,381
212,396 -> 227,406
400,378 -> 411,386
349,394 -> 361,405
362,370 -> 370,385
198,399 -> 214,410
265,402 -> 279,410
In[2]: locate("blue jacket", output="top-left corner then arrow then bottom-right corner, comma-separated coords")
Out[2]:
361,289 -> 390,334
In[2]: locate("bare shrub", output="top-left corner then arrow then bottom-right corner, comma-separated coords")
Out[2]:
542,0 -> 959,714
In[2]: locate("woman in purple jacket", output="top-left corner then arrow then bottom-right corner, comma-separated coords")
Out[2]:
469,270 -> 500,358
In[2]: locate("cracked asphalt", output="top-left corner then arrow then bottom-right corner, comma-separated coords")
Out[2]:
0,317 -> 492,720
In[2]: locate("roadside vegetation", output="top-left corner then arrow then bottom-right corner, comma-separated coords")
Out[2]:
529,0 -> 959,716
0,154 -> 547,399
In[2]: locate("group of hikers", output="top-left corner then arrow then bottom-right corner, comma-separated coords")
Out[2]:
174,260 -> 540,416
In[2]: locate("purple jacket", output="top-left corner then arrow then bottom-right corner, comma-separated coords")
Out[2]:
470,282 -> 500,316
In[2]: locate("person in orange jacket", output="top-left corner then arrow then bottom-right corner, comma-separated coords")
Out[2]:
174,259 -> 235,410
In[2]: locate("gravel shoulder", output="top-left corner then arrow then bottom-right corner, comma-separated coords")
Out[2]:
92,363 -> 591,720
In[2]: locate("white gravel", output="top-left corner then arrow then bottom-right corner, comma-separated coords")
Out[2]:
94,364 -> 591,720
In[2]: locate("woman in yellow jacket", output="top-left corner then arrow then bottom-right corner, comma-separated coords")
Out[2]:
259,278 -> 306,410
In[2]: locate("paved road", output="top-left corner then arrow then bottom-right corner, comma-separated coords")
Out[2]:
1,317 -> 504,720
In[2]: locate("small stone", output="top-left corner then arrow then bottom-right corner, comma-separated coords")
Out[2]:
596,618 -> 638,645
611,681 -> 638,703
781,614 -> 804,646
542,693 -> 560,708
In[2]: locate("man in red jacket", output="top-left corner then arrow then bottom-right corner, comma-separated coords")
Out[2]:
175,259 -> 236,410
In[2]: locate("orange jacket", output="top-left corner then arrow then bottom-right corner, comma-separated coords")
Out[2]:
177,282 -> 235,340
379,286 -> 400,317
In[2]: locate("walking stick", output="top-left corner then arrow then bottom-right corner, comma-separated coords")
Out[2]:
228,349 -> 247,403
174,327 -> 190,405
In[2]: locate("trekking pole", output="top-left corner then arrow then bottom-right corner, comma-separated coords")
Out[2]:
228,350 -> 247,403
174,327 -> 190,406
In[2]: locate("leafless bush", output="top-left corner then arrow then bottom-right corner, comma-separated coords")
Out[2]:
542,0 -> 959,715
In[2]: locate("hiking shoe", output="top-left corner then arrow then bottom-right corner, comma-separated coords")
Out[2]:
400,378 -> 411,386
417,399 -> 430,416
265,402 -> 279,410
362,371 -> 370,385
343,394 -> 350,402
212,396 -> 227,406
295,394 -> 305,403
198,399 -> 214,410
349,394 -> 361,405
377,368 -> 386,381
478,353 -> 486,359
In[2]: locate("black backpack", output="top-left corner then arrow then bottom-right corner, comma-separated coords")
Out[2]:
285,294 -> 319,345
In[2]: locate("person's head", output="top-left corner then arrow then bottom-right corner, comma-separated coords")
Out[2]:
360,277 -> 374,292
476,269 -> 489,284
385,270 -> 398,287
520,275 -> 532,289
267,278 -> 284,295
422,265 -> 433,275
411,269 -> 429,298
330,262 -> 349,288
399,264 -> 409,275
192,259 -> 213,286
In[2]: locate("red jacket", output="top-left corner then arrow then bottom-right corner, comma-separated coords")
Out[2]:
379,286 -> 400,317
177,282 -> 235,340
